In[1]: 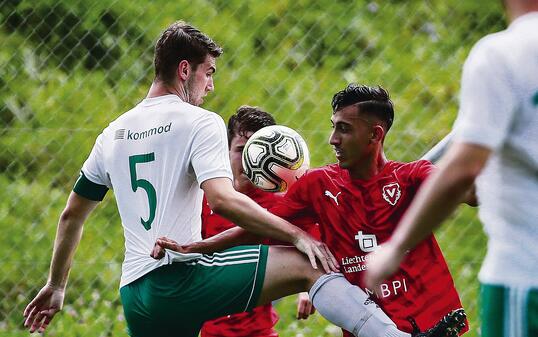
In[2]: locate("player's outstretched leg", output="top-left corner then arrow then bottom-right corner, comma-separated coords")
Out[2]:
408,309 -> 467,337
258,246 -> 411,337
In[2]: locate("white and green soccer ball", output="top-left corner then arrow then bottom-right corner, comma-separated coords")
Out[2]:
242,125 -> 310,192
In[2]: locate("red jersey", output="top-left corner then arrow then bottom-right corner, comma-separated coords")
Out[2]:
270,161 -> 468,335
201,188 -> 284,244
201,188 -> 281,337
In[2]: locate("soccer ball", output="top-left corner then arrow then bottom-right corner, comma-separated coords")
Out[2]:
242,125 -> 310,192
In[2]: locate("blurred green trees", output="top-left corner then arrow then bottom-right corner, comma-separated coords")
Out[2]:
1,1 -> 503,336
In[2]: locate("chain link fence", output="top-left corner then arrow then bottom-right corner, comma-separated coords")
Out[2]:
1,1 -> 505,336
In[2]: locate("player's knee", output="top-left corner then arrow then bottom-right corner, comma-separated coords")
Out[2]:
294,254 -> 325,289
267,246 -> 323,289
289,263 -> 322,291
304,268 -> 326,289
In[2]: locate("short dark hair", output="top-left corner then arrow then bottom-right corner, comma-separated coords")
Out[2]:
227,105 -> 276,146
331,84 -> 394,132
154,21 -> 223,85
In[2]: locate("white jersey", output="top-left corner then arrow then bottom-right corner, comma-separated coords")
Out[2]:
78,95 -> 232,287
453,13 -> 538,287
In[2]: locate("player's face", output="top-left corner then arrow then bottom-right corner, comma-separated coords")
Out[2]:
229,131 -> 256,194
185,55 -> 216,106
329,105 -> 373,170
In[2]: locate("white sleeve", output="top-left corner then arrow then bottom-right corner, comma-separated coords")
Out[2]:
453,39 -> 518,150
80,133 -> 112,188
190,114 -> 233,185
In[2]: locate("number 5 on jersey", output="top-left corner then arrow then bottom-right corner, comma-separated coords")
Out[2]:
129,153 -> 157,230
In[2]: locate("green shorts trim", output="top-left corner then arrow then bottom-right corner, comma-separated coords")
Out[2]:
120,245 -> 269,337
480,283 -> 538,337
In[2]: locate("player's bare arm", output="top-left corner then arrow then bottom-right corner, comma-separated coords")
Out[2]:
201,177 -> 339,273
365,142 -> 490,289
23,192 -> 99,333
462,184 -> 478,207
151,226 -> 258,259
420,132 -> 478,207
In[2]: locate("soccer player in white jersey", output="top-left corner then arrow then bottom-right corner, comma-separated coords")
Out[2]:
23,21 -> 463,337
365,1 -> 538,336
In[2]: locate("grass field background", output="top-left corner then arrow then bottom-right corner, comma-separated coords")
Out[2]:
1,1 -> 503,336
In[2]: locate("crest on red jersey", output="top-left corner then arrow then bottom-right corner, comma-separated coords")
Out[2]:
382,183 -> 401,206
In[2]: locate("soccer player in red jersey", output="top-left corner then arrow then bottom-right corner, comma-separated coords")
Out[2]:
154,85 -> 469,336
200,106 -> 318,337
267,84 -> 473,335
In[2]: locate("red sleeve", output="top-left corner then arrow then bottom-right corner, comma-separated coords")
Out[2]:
411,160 -> 436,185
302,221 -> 321,240
201,194 -> 235,239
269,172 -> 318,229
257,183 -> 319,244
201,195 -> 210,239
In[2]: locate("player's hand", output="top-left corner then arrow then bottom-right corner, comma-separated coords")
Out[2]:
23,284 -> 65,333
364,242 -> 406,290
296,292 -> 315,320
151,237 -> 192,259
294,231 -> 339,273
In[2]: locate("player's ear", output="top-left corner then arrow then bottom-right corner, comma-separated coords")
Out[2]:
177,60 -> 190,81
370,125 -> 384,144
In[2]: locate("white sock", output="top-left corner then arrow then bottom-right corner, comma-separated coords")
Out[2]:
309,273 -> 410,337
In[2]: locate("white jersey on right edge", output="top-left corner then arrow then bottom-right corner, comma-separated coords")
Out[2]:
453,13 -> 538,287
80,95 -> 232,287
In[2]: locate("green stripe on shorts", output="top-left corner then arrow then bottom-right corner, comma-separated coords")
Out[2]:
120,244 -> 269,337
246,243 -> 268,311
481,283 -> 538,337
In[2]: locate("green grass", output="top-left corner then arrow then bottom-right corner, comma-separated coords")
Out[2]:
1,0 -> 500,335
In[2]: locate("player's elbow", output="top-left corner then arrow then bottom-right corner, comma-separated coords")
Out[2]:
201,178 -> 239,215
59,205 -> 85,224
207,195 -> 228,214
58,206 -> 86,232
59,200 -> 91,224
464,187 -> 479,207
59,207 -> 73,223
211,191 -> 251,220
206,190 -> 238,215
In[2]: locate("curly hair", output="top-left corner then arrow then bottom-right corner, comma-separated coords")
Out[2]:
227,105 -> 276,146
